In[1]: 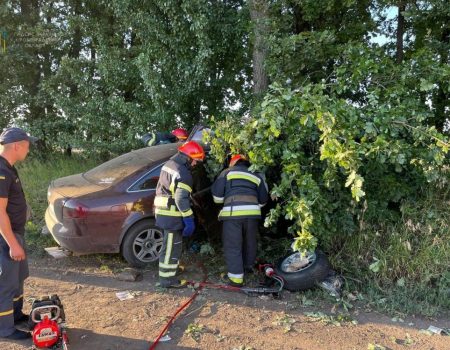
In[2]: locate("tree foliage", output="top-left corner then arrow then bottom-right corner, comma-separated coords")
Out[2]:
1,0 -> 249,153
207,1 -> 449,253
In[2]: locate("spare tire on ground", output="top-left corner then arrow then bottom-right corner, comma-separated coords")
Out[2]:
274,250 -> 331,291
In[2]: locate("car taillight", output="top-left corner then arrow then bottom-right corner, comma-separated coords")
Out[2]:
63,200 -> 89,219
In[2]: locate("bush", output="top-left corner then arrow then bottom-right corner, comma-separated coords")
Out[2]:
207,80 -> 449,315
208,83 -> 448,252
330,183 -> 450,315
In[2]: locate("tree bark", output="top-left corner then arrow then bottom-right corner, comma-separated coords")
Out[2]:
20,0 -> 43,128
292,4 -> 311,35
69,0 -> 82,59
396,1 -> 405,64
68,0 -> 82,97
249,0 -> 269,96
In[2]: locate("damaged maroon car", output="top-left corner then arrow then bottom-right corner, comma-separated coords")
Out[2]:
45,126 -> 217,267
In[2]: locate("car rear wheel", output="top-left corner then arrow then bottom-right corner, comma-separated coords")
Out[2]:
121,220 -> 163,268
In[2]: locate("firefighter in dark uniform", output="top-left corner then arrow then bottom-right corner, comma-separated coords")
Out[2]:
212,155 -> 269,287
154,140 -> 205,288
0,127 -> 36,340
141,128 -> 188,147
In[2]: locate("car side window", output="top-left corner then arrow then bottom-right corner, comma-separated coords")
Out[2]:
129,165 -> 163,191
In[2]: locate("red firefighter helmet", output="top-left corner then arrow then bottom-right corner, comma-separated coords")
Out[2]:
229,154 -> 247,167
178,141 -> 205,161
171,128 -> 188,140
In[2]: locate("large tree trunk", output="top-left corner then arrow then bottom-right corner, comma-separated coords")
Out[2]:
250,0 -> 269,96
20,0 -> 43,128
396,1 -> 405,64
69,0 -> 82,59
69,0 -> 82,96
292,4 -> 311,35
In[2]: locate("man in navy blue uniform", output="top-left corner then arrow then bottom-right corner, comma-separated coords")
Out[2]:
0,127 -> 36,340
212,155 -> 269,286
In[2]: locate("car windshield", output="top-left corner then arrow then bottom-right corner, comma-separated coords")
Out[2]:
83,152 -> 152,187
189,126 -> 213,150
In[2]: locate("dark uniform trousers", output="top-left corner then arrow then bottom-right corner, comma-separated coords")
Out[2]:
0,234 -> 29,337
155,153 -> 195,284
212,164 -> 269,284
222,219 -> 259,277
158,230 -> 183,281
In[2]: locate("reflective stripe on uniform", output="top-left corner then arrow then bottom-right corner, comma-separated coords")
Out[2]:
161,166 -> 180,179
228,272 -> 244,283
147,133 -> 156,146
219,204 -> 261,217
0,309 -> 13,317
177,182 -> 192,193
164,233 -> 173,265
159,270 -> 177,277
181,209 -> 193,217
155,208 -> 183,217
226,171 -> 261,186
169,180 -> 176,194
213,195 -> 224,204
159,262 -> 178,269
229,276 -> 243,283
221,205 -> 260,212
220,210 -> 261,217
13,295 -> 23,302
154,196 -> 169,207
162,165 -> 180,195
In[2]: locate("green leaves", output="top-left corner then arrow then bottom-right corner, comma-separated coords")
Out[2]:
419,79 -> 434,92
369,257 -> 382,273
209,72 -> 448,257
292,231 -> 318,253
345,171 -> 366,202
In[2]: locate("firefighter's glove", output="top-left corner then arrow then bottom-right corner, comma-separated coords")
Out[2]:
182,217 -> 195,237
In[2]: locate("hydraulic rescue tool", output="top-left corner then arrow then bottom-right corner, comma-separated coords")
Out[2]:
149,262 -> 284,349
29,295 -> 69,350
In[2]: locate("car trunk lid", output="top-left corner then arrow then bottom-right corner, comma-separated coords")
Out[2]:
48,173 -> 105,222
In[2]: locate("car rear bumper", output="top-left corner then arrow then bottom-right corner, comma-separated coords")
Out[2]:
45,206 -> 94,253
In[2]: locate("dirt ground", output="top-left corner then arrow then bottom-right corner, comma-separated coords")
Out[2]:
1,254 -> 449,350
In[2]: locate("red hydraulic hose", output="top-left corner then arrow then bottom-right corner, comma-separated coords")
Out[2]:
148,262 -> 283,349
148,284 -> 203,350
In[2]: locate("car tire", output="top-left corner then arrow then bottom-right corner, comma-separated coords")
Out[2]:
274,250 -> 330,291
121,220 -> 164,268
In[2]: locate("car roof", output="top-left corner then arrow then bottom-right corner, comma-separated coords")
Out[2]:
83,143 -> 179,187
131,142 -> 180,162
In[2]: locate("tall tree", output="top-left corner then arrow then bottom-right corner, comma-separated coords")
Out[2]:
249,0 -> 269,96
396,1 -> 405,63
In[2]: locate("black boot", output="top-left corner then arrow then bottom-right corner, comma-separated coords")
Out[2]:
221,273 -> 243,287
159,278 -> 187,288
14,313 -> 29,324
1,329 -> 31,340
